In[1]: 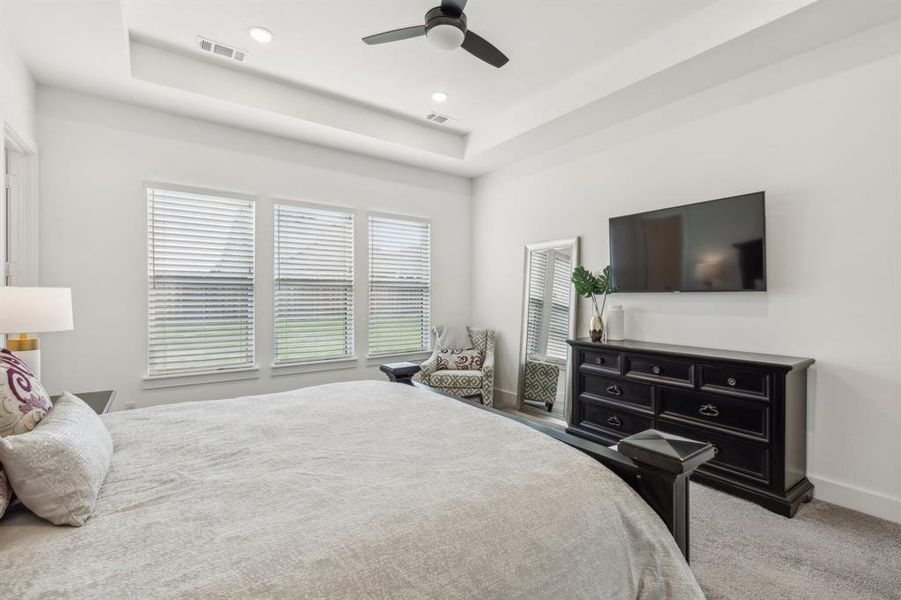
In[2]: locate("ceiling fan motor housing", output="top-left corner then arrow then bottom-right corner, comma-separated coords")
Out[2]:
425,6 -> 467,50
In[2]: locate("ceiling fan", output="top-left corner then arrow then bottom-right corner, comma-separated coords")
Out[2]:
362,0 -> 509,68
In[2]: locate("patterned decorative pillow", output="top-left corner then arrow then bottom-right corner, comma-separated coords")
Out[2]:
436,348 -> 484,371
0,348 -> 53,438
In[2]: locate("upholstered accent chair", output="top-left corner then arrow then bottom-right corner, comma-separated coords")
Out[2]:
420,328 -> 496,406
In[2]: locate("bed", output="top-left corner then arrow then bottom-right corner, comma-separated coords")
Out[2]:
0,379 -> 705,599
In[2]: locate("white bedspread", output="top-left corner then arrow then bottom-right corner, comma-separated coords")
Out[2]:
0,381 -> 702,599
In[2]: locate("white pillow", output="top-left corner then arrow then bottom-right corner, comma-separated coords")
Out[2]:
0,392 -> 113,526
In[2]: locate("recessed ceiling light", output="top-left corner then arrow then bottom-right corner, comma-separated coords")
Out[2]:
431,91 -> 449,103
248,26 -> 274,44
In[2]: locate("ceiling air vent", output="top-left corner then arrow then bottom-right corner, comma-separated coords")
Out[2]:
197,36 -> 247,63
425,112 -> 455,124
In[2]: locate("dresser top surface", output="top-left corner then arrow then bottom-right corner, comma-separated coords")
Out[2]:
568,338 -> 814,369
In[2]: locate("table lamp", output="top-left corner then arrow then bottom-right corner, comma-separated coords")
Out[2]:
694,260 -> 726,290
0,287 -> 74,379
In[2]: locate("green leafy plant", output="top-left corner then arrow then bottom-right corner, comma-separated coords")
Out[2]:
571,265 -> 615,319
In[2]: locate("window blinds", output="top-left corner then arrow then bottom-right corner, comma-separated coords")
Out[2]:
147,187 -> 255,376
546,251 -> 572,362
526,250 -> 548,359
274,203 -> 354,364
368,216 -> 430,356
526,249 -> 571,363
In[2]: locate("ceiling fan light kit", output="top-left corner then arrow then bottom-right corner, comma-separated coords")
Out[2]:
362,0 -> 509,68
428,29 -> 465,51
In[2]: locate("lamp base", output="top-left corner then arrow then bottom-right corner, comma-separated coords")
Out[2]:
6,335 -> 40,379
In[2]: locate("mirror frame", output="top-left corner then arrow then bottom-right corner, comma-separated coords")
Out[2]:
516,237 -> 579,423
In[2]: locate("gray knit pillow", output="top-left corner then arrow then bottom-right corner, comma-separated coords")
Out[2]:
434,325 -> 473,350
0,392 -> 112,526
0,467 -> 10,519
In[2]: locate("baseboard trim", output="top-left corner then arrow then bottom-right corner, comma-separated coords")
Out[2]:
809,473 -> 901,524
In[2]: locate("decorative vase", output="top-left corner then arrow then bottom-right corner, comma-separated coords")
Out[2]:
605,304 -> 625,341
589,313 -> 604,342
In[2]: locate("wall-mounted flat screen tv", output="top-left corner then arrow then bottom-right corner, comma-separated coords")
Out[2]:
609,192 -> 766,292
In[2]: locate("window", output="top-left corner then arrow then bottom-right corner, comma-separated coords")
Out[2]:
147,187 -> 255,376
368,215 -> 430,356
273,203 -> 354,364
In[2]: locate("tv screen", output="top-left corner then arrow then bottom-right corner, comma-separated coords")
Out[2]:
609,192 -> 766,292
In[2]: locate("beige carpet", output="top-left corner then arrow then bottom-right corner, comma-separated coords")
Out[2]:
691,483 -> 901,599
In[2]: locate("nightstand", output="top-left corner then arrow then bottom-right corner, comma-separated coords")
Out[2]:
51,390 -> 116,415
379,362 -> 421,385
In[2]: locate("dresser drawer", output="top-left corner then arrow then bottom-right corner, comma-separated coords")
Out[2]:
625,355 -> 694,386
582,373 -> 653,411
657,421 -> 771,485
658,388 -> 769,440
579,397 -> 653,441
700,364 -> 770,400
580,349 -> 622,375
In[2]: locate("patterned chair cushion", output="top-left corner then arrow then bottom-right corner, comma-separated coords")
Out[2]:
429,370 -> 484,389
0,348 -> 53,438
436,348 -> 484,371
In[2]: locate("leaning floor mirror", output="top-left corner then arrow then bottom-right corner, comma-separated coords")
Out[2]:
517,238 -> 578,422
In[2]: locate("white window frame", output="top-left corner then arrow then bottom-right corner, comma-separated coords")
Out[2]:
272,199 -> 356,368
367,212 -> 431,359
144,183 -> 257,385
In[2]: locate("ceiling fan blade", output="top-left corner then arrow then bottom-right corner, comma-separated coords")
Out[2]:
362,25 -> 426,45
461,30 -> 509,68
441,0 -> 468,17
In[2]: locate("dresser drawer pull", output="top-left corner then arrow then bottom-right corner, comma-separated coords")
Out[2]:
607,416 -> 623,428
727,377 -> 737,387
699,404 -> 720,417
606,384 -> 623,396
652,366 -> 661,374
595,357 -> 605,365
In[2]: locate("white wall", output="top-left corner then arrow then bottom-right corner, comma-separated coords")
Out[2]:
37,88 -> 472,409
472,27 -> 901,521
1,31 -> 39,334
1,33 -> 37,151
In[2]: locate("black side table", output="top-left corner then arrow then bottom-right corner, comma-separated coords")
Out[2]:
51,390 -> 116,415
379,362 -> 421,385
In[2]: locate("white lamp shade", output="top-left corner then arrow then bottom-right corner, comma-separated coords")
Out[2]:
0,287 -> 74,333
695,261 -> 725,282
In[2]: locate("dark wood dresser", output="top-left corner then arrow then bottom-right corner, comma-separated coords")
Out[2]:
567,339 -> 814,516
